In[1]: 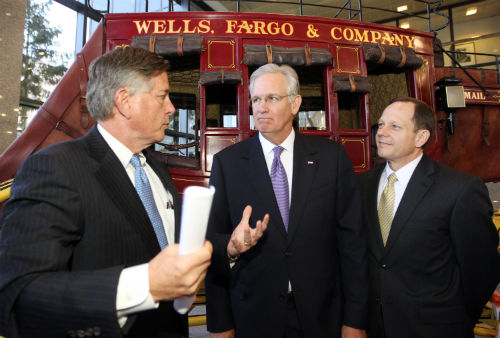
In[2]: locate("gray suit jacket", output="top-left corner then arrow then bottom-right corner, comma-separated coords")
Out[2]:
0,126 -> 186,337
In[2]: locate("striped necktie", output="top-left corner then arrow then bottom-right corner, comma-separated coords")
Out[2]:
271,146 -> 289,231
130,154 -> 168,249
378,173 -> 398,246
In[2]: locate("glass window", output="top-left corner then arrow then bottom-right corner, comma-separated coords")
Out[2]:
206,84 -> 238,128
155,54 -> 200,163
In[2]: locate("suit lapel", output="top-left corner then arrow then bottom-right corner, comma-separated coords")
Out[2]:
384,155 -> 435,253
366,166 -> 386,259
287,133 -> 316,244
242,135 -> 288,237
86,127 -> 161,257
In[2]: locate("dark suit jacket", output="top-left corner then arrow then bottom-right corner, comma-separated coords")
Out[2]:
357,154 -> 500,338
0,126 -> 187,338
205,132 -> 368,337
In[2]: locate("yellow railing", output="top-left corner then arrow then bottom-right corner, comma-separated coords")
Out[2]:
0,178 -> 13,203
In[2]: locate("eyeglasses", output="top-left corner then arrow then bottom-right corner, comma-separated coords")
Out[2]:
249,95 -> 292,106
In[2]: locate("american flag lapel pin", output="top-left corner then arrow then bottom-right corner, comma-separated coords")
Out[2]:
307,160 -> 314,165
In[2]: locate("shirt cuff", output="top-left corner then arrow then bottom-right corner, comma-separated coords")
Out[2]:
116,263 -> 159,326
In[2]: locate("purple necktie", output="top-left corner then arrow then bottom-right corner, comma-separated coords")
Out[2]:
271,146 -> 289,231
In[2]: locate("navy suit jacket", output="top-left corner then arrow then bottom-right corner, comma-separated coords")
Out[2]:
357,155 -> 500,338
205,132 -> 369,337
0,126 -> 187,337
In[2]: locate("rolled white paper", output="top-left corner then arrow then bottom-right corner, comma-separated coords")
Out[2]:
173,185 -> 215,314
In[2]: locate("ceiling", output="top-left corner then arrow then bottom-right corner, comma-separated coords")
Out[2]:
193,0 -> 499,33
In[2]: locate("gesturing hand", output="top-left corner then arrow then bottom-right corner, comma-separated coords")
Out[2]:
227,205 -> 269,258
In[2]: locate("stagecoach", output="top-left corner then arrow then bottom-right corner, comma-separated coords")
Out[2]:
0,1 -> 498,331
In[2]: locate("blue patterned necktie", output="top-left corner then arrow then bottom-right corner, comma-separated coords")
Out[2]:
130,154 -> 168,249
271,146 -> 290,231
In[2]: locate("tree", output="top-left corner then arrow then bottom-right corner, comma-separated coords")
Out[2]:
19,0 -> 69,132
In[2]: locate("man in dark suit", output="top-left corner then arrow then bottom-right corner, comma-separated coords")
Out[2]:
0,46 -> 212,337
357,97 -> 500,338
205,64 -> 369,337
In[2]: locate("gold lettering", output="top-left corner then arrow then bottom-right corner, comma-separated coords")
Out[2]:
153,20 -> 167,34
404,35 -> 415,48
167,20 -> 181,33
268,22 -> 280,35
226,20 -> 237,33
464,91 -> 471,100
281,23 -> 293,36
134,20 -> 152,34
370,31 -> 382,43
253,21 -> 267,35
237,20 -> 252,34
393,34 -> 404,47
182,20 -> 196,33
354,28 -> 369,42
381,32 -> 396,46
198,19 -> 211,34
472,92 -> 478,99
479,92 -> 485,99
331,27 -> 342,40
343,28 -> 354,41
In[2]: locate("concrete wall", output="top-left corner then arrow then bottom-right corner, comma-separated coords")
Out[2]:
0,0 -> 26,153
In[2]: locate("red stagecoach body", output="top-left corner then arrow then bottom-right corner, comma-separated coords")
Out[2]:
0,11 -> 498,206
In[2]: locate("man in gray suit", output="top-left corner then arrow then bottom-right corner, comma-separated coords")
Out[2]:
357,97 -> 500,338
0,46 -> 212,337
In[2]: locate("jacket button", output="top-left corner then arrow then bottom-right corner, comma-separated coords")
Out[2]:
380,264 -> 387,269
279,294 -> 286,301
285,251 -> 291,257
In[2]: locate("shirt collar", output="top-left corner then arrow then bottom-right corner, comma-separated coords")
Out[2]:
383,153 -> 423,185
259,129 -> 295,156
97,124 -> 144,167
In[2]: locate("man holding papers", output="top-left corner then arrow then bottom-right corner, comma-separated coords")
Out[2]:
0,46 -> 212,338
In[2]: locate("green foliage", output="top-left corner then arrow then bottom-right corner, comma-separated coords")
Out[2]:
21,0 -> 69,100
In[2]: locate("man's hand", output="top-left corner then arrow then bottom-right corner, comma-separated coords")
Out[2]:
148,240 -> 212,302
341,325 -> 367,338
227,205 -> 269,258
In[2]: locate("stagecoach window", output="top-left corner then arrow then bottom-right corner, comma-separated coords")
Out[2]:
154,93 -> 198,158
152,54 -> 201,167
205,84 -> 238,128
299,97 -> 326,130
338,92 -> 362,130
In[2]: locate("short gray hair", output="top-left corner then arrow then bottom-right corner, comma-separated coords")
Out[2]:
87,46 -> 170,121
249,64 -> 300,102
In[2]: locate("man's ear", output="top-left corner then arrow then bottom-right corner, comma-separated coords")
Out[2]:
415,129 -> 430,148
114,87 -> 132,119
291,94 -> 302,116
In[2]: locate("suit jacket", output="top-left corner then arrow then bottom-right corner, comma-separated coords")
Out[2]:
205,132 -> 368,337
0,126 -> 187,338
357,154 -> 500,338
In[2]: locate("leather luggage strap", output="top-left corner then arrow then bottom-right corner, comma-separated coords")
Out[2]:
265,43 -> 273,64
397,46 -> 407,68
377,44 -> 386,64
149,34 -> 157,52
77,53 -> 90,129
304,45 -> 312,66
177,33 -> 184,56
349,75 -> 357,92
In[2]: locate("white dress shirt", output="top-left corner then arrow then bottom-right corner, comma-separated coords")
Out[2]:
97,124 -> 175,325
377,154 -> 423,216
